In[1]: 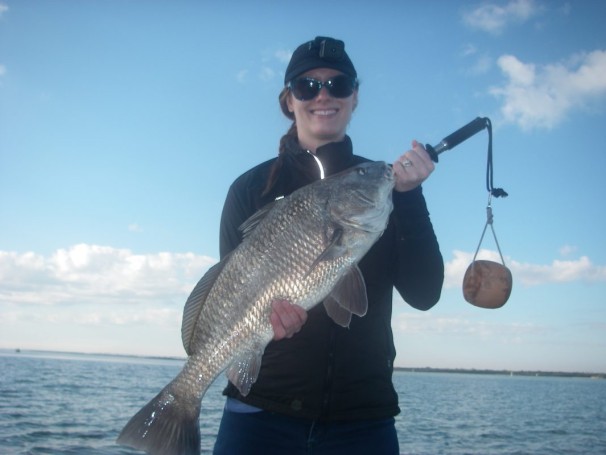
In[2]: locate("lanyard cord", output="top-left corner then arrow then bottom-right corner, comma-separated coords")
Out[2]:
474,118 -> 508,265
472,195 -> 507,266
486,118 -> 508,198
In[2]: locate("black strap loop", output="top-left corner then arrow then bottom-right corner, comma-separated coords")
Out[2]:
485,118 -> 508,198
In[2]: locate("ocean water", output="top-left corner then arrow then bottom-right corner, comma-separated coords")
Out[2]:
1,350 -> 605,454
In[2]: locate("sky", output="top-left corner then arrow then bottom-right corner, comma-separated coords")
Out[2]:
1,0 -> 605,374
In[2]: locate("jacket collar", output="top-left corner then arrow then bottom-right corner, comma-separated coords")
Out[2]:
284,135 -> 355,178
260,135 -> 356,205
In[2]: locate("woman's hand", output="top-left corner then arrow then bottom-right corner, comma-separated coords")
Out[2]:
393,140 -> 435,192
270,299 -> 308,341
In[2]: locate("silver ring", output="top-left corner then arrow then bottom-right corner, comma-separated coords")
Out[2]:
400,159 -> 413,168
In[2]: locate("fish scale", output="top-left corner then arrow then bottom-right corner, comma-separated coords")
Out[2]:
117,161 -> 395,455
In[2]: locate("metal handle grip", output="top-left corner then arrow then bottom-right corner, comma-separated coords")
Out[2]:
425,117 -> 489,162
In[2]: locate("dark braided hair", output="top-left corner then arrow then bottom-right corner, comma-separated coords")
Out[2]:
262,88 -> 298,196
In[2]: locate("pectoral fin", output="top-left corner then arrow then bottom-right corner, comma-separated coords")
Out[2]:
323,266 -> 368,328
323,297 -> 353,328
305,226 -> 346,279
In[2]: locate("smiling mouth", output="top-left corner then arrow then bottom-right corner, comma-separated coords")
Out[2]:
311,109 -> 338,116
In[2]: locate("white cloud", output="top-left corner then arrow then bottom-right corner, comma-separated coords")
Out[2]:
463,0 -> 540,34
236,47 -> 291,84
32,305 -> 182,327
236,69 -> 248,84
460,44 -> 493,76
490,50 -> 606,130
0,65 -> 5,77
3,245 -> 603,313
275,49 -> 292,64
445,249 -> 606,288
470,54 -> 493,75
259,66 -> 275,81
559,245 -> 577,257
510,256 -> 606,286
0,299 -> 182,335
461,44 -> 478,57
0,244 -> 217,306
0,4 -> 8,17
392,310 -> 539,340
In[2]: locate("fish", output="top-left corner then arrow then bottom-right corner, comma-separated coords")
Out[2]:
117,161 -> 395,455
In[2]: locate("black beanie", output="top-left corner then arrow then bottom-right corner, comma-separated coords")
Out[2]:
284,36 -> 357,85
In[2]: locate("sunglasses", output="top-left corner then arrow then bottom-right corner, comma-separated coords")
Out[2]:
288,75 -> 358,101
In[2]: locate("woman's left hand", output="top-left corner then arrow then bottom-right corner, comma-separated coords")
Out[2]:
393,140 -> 435,192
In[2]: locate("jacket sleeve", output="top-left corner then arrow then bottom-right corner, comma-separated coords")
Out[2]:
219,178 -> 252,260
391,186 -> 444,311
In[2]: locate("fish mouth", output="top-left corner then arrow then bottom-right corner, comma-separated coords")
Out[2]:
383,164 -> 396,185
354,192 -> 377,205
344,199 -> 393,232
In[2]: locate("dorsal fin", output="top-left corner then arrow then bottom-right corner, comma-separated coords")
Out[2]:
181,255 -> 230,355
239,200 -> 280,239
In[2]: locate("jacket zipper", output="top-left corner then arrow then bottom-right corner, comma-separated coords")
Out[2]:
320,324 -> 338,417
306,150 -> 325,180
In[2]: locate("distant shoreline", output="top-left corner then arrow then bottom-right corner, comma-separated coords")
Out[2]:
394,366 -> 606,379
3,348 -> 604,379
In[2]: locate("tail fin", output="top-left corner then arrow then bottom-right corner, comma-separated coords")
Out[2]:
117,382 -> 201,455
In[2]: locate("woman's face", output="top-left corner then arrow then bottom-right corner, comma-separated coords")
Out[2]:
286,68 -> 358,153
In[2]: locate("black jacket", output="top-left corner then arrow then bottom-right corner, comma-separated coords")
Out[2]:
219,135 -> 444,421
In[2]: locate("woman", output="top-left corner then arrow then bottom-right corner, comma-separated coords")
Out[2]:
213,36 -> 444,455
